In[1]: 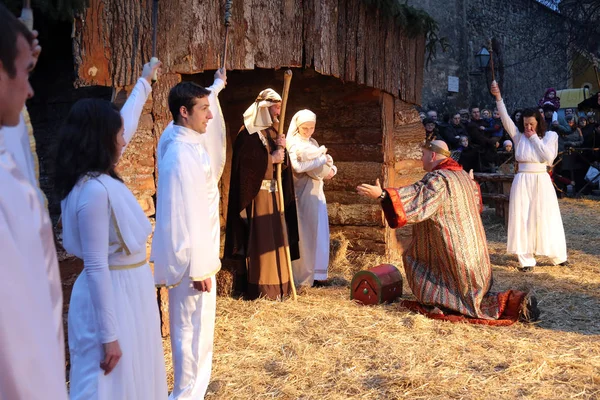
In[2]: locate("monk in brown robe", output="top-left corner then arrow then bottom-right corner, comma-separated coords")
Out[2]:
357,140 -> 540,325
224,89 -> 300,300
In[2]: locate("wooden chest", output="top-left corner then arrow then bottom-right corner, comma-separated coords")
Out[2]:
350,264 -> 403,305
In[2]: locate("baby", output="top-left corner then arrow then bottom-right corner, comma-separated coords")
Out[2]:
538,88 -> 560,111
295,144 -> 329,163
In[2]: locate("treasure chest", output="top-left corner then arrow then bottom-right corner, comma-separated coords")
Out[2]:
350,264 -> 403,305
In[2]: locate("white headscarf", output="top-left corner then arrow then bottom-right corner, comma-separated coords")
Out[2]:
243,89 -> 281,134
286,109 -> 317,143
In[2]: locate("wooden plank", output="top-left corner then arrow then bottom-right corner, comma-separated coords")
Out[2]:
473,173 -> 516,182
481,193 -> 510,201
356,1 -> 367,85
324,190 -> 375,205
326,144 -> 383,162
325,161 -> 383,191
330,226 -> 386,255
381,92 -> 402,259
73,0 -> 426,102
327,203 -> 383,226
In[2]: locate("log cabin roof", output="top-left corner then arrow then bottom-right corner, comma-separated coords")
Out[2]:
73,0 -> 426,104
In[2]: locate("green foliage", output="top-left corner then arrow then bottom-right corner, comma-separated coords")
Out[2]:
3,0 -> 89,21
361,0 -> 449,66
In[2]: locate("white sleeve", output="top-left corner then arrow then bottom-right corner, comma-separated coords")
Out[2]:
552,111 -> 558,123
207,78 -> 225,96
289,151 -> 328,174
204,78 -> 227,181
496,99 -> 520,142
152,152 -> 192,279
120,78 -> 152,152
77,180 -> 118,343
0,212 -> 69,400
529,132 -> 558,165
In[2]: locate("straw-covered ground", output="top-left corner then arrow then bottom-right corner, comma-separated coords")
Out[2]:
168,198 -> 600,399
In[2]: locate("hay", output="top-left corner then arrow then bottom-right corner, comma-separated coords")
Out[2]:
161,199 -> 600,399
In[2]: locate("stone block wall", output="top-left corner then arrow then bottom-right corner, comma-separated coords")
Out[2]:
407,0 -> 570,115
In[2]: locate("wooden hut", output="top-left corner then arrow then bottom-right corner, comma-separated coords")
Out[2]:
73,0 -> 429,264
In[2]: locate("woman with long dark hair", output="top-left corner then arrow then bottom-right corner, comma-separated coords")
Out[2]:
55,61 -> 168,399
491,81 -> 567,272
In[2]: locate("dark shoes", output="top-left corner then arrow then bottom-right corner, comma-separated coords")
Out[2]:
559,261 -> 570,267
517,266 -> 534,272
312,280 -> 331,288
519,294 -> 541,323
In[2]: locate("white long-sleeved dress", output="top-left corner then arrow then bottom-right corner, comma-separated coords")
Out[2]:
288,136 -> 337,286
62,78 -> 167,399
496,99 -> 567,265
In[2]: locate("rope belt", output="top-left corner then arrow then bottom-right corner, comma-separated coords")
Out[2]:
260,179 -> 278,192
109,260 -> 147,271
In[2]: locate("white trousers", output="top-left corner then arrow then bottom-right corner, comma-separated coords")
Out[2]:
517,254 -> 566,267
168,275 -> 216,400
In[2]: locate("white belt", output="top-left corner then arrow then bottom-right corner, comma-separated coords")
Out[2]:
518,163 -> 548,173
260,179 -> 278,192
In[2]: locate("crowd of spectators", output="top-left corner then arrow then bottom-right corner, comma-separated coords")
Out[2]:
419,92 -> 600,196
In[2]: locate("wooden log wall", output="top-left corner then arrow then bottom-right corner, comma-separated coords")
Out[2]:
73,0 -> 425,104
186,68 -> 426,256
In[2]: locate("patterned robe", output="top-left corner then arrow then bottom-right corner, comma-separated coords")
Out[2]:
382,158 -> 523,320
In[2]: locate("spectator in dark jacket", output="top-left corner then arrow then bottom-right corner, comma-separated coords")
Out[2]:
467,106 -> 498,172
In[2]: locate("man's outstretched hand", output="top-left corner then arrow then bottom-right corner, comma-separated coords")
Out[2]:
356,178 -> 383,199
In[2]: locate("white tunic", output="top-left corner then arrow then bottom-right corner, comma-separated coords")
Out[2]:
288,136 -> 336,286
496,99 -> 567,263
152,79 -> 225,287
0,137 -> 68,399
61,78 -> 168,399
152,122 -> 221,399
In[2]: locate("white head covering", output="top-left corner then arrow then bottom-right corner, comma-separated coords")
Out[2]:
286,109 -> 317,143
243,89 -> 282,134
503,140 -> 513,147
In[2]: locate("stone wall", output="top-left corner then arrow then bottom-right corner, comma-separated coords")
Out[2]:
407,0 -> 570,115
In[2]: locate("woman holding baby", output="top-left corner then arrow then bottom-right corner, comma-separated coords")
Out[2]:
286,110 -> 337,287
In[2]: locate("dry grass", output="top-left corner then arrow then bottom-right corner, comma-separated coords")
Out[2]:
160,199 -> 600,399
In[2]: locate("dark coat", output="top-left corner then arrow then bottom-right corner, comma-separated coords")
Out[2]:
224,126 -> 300,262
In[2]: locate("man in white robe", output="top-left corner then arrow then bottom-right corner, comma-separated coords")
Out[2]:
0,5 -> 67,399
151,69 -> 226,399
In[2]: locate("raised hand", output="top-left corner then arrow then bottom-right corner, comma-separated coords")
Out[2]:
215,67 -> 227,86
142,60 -> 162,84
490,80 -> 501,101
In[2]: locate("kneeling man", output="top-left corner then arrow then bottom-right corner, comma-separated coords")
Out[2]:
357,140 -> 539,324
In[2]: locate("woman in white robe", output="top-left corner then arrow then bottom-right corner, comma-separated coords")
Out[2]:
286,110 -> 337,287
492,81 -> 567,271
55,62 -> 168,399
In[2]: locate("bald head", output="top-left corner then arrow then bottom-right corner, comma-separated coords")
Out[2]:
421,139 -> 450,171
430,140 -> 449,159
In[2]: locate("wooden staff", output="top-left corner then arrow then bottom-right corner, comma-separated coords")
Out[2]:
150,0 -> 159,81
488,39 -> 496,82
276,69 -> 297,301
222,0 -> 233,69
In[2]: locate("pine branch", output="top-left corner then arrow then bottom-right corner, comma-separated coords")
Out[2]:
360,0 -> 449,65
